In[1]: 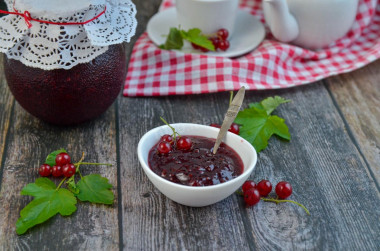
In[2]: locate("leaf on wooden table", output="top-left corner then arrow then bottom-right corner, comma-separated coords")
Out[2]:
16,178 -> 77,235
76,174 -> 114,205
249,96 -> 291,115
235,102 -> 290,152
66,178 -> 79,194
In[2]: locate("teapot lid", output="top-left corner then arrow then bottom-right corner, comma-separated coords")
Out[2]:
0,0 -> 137,70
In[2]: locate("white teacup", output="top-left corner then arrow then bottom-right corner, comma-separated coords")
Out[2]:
176,0 -> 239,37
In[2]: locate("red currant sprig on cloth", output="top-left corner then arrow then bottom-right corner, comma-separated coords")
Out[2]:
240,180 -> 309,215
192,28 -> 231,52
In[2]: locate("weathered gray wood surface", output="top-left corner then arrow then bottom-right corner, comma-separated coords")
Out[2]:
0,0 -> 379,250
326,61 -> 380,183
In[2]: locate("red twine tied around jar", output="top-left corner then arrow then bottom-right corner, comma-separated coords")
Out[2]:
0,4 -> 106,28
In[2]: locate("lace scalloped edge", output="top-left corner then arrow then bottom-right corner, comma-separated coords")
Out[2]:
0,0 -> 137,70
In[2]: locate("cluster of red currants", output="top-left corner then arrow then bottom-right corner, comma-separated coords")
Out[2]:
210,122 -> 240,135
38,152 -> 76,178
157,134 -> 193,154
242,180 -> 293,206
192,28 -> 230,52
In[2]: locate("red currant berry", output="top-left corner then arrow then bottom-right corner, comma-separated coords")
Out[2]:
275,181 -> 293,199
160,134 -> 173,144
55,152 -> 71,166
210,123 -> 221,128
192,43 -> 209,52
217,28 -> 229,40
218,40 -> 230,51
191,43 -> 200,49
242,180 -> 256,193
62,164 -> 76,177
244,188 -> 261,206
52,165 -> 63,177
199,46 -> 209,52
209,37 -> 220,50
177,136 -> 192,150
228,123 -> 240,134
39,164 -> 52,177
157,141 -> 172,154
257,180 -> 272,197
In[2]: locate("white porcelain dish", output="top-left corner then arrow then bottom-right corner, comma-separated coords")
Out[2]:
147,8 -> 266,58
137,123 -> 257,207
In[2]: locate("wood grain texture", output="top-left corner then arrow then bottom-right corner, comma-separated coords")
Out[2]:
0,100 -> 119,250
118,94 -> 252,250
117,1 -> 379,250
0,55 -> 14,189
326,60 -> 380,183
124,0 -> 163,64
242,84 -> 380,250
119,81 -> 380,250
0,0 -> 379,249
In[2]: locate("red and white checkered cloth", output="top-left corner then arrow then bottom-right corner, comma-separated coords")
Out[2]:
124,0 -> 380,96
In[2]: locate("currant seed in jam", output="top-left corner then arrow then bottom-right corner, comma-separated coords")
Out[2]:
148,135 -> 244,186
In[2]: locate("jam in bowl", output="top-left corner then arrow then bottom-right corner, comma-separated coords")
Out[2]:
137,123 -> 257,207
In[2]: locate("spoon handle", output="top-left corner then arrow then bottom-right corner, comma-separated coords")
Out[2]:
213,87 -> 245,154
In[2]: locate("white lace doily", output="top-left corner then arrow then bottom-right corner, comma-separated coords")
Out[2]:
0,0 -> 137,70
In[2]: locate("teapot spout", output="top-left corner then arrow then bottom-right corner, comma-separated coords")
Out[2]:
263,0 -> 299,43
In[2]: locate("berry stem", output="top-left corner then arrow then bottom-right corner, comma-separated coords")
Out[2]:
74,152 -> 85,179
261,197 -> 310,215
235,190 -> 244,196
56,177 -> 68,190
75,162 -> 112,166
160,117 -> 181,141
77,152 -> 85,164
229,91 -> 233,106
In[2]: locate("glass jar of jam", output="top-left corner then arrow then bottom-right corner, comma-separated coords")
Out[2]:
3,44 -> 126,125
0,0 -> 137,125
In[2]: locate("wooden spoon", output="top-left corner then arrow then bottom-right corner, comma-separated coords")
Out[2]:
213,87 -> 245,154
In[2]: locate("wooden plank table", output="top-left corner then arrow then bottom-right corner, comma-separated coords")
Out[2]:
0,1 -> 379,250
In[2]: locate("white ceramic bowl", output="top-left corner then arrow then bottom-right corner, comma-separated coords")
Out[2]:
137,123 -> 257,207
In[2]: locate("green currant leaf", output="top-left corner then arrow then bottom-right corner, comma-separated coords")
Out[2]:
248,102 -> 264,110
76,174 -> 114,205
66,178 -> 79,194
261,96 -> 291,115
180,28 -> 215,51
249,96 -> 291,115
160,27 -> 184,50
16,178 -> 77,235
235,106 -> 290,152
45,149 -> 66,167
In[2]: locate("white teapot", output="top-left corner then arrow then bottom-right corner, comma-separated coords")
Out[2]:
263,0 -> 359,49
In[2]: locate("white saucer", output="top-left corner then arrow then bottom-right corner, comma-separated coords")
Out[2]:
147,8 -> 266,58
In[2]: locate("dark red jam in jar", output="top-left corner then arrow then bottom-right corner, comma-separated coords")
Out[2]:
3,44 -> 126,125
148,136 -> 244,186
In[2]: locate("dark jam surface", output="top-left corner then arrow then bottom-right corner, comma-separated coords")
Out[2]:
148,136 -> 244,187
3,44 -> 126,125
